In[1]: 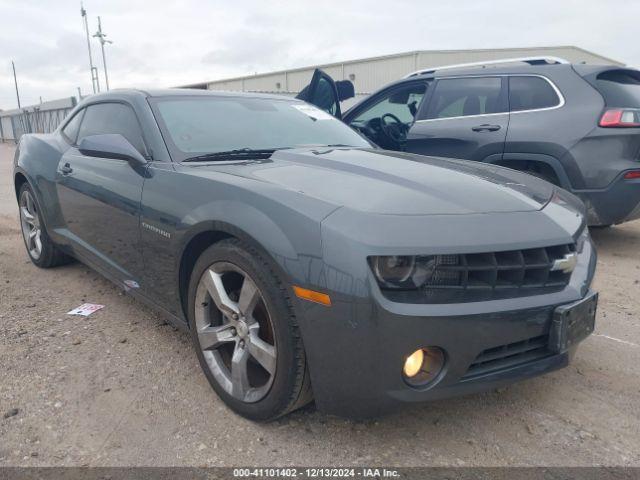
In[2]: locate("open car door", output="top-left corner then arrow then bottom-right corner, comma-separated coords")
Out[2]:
296,69 -> 355,119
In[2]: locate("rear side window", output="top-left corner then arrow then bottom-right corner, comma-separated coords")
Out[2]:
61,109 -> 84,143
425,77 -> 504,119
509,76 -> 560,111
77,103 -> 146,154
594,70 -> 640,107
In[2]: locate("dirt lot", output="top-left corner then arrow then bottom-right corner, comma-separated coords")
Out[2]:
0,142 -> 639,467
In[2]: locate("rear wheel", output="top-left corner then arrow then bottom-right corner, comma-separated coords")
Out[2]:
187,239 -> 312,421
18,184 -> 72,268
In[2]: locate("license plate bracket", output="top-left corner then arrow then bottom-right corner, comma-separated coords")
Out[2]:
549,291 -> 598,353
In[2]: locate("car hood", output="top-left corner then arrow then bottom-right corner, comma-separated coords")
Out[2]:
215,148 -> 555,215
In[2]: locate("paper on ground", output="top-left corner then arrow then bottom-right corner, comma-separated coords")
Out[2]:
67,303 -> 104,316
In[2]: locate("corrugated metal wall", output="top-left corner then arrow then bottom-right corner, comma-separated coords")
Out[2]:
0,97 -> 76,143
202,46 -> 623,97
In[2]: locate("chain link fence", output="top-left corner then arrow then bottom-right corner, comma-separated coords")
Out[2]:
0,97 -> 77,143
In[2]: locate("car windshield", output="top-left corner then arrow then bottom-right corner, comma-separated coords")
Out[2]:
151,96 -> 371,161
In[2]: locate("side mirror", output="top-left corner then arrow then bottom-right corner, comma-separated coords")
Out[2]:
335,80 -> 355,102
78,134 -> 147,167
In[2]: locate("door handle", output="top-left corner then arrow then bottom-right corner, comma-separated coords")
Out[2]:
60,163 -> 73,175
472,124 -> 501,132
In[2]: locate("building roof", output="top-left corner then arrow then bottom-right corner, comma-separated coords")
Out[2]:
180,46 -> 624,89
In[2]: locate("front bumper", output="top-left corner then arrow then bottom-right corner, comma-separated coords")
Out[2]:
575,172 -> 640,226
297,293 -> 592,418
294,218 -> 596,418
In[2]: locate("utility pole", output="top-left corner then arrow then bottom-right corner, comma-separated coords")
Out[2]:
93,16 -> 112,91
81,3 -> 99,93
11,61 -> 21,109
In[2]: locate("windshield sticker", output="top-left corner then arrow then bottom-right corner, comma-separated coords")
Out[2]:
292,104 -> 335,121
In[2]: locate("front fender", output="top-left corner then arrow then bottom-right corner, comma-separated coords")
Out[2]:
181,200 -> 301,270
139,165 -> 336,321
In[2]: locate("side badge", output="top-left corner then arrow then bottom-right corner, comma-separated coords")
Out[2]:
142,221 -> 171,239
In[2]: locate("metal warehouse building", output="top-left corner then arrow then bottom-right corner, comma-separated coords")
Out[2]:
182,46 -> 624,105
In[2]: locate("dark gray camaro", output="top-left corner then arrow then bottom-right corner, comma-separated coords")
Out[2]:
13,89 -> 598,420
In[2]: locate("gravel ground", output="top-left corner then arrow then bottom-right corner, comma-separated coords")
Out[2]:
0,142 -> 639,467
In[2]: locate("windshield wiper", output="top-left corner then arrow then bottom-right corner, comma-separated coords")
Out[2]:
182,148 -> 279,162
294,143 -> 356,148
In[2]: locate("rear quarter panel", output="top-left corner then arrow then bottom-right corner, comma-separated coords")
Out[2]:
504,67 -> 604,190
14,133 -> 68,241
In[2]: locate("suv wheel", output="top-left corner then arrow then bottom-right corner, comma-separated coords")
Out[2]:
18,184 -> 72,268
187,239 -> 312,421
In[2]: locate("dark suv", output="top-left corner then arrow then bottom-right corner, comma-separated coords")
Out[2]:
298,57 -> 640,226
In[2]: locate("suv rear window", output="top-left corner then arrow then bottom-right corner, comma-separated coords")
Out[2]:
594,70 -> 640,107
509,76 -> 560,111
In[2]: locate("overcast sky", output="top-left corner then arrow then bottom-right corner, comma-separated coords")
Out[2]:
1,0 -> 638,109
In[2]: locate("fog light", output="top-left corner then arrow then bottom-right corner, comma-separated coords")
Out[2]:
403,349 -> 424,378
402,347 -> 445,387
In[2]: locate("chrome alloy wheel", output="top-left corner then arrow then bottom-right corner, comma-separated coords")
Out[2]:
195,262 -> 277,403
19,189 -> 43,260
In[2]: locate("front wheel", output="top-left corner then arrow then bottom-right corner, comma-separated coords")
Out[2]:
18,184 -> 72,268
187,239 -> 312,421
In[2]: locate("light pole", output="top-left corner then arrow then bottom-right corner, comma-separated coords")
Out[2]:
81,2 -> 100,93
93,16 -> 113,91
11,60 -> 21,109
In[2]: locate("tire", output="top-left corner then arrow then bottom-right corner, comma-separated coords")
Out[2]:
187,238 -> 312,421
18,183 -> 73,268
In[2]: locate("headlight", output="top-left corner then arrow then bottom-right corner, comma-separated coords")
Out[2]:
369,255 -> 459,290
371,256 -> 416,287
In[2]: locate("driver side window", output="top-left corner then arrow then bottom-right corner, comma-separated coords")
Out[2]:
350,83 -> 428,125
77,102 -> 146,155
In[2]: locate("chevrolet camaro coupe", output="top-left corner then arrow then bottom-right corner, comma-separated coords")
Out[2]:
13,89 -> 598,420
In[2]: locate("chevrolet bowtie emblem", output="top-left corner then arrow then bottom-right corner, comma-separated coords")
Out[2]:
550,252 -> 578,274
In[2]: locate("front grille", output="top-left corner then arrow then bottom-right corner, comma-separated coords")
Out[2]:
461,334 -> 552,380
383,243 -> 576,304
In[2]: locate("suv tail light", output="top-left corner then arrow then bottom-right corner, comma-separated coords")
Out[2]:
599,108 -> 640,127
